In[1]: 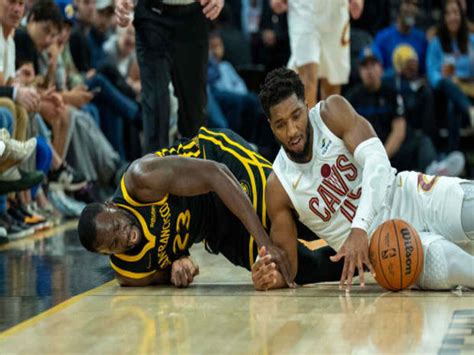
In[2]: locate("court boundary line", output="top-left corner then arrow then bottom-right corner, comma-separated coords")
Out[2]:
0,280 -> 116,340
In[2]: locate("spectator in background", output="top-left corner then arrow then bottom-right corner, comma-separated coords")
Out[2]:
208,32 -> 268,150
374,0 -> 428,78
103,24 -> 141,99
88,0 -> 114,68
426,0 -> 474,152
272,0 -> 364,108
391,44 -> 436,139
115,0 -> 225,153
347,45 -> 464,176
351,0 -> 391,37
254,0 -> 290,71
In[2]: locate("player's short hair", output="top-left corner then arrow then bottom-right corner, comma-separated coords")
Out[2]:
259,67 -> 305,120
27,0 -> 63,30
78,203 -> 106,252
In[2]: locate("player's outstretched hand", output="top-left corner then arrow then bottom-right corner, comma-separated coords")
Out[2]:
265,244 -> 296,288
252,246 -> 278,291
171,256 -> 199,288
330,228 -> 375,292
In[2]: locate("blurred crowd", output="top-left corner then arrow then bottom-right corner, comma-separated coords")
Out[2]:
0,0 -> 473,242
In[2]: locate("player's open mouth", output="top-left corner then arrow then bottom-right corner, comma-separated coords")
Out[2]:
289,137 -> 303,148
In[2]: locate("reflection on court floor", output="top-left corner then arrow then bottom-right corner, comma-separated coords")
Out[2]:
0,225 -> 472,354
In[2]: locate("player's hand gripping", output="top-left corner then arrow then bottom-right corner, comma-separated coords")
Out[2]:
264,244 -> 296,288
330,228 -> 375,292
170,256 -> 199,288
252,246 -> 282,291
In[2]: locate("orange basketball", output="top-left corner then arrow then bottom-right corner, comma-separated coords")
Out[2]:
368,219 -> 424,291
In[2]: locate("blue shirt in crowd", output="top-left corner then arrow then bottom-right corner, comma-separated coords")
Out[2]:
426,33 -> 474,88
374,24 -> 428,76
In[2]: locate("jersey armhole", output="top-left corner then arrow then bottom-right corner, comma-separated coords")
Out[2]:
311,103 -> 345,145
120,176 -> 168,207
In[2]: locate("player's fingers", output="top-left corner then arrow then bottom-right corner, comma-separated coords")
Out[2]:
364,256 -> 376,277
259,246 -> 267,257
357,256 -> 365,287
330,249 -> 345,263
339,257 -> 349,289
346,257 -> 356,292
194,264 -> 200,276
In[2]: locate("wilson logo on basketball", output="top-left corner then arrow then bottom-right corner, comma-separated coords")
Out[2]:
401,228 -> 414,275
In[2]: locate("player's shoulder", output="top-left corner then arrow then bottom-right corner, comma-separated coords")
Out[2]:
266,172 -> 292,208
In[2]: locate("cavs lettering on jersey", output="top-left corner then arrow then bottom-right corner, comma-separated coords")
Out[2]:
110,128 -> 273,279
273,103 -> 386,251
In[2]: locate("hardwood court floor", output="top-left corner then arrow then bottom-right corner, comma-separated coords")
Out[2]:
0,224 -> 472,354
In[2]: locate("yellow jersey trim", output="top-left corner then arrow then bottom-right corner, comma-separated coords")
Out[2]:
200,127 -> 269,228
120,176 -> 169,207
114,203 -> 156,262
110,260 -> 156,279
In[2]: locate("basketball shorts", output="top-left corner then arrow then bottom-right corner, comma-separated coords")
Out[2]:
287,0 -> 350,85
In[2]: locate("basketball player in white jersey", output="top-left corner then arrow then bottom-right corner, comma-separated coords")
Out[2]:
251,68 -> 474,292
270,0 -> 364,108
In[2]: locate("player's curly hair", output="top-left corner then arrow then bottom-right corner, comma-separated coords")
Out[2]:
259,67 -> 305,120
78,203 -> 106,252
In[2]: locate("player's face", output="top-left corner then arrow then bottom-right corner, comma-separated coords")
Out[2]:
268,94 -> 313,163
94,206 -> 142,255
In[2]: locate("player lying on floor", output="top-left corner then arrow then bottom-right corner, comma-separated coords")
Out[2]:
77,127 -> 344,288
253,67 -> 474,292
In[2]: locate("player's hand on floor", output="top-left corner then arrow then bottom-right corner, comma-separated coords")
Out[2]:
330,228 -> 375,292
252,246 -> 279,291
263,245 -> 296,288
171,256 -> 199,288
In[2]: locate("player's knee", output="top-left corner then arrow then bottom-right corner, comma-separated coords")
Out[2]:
415,240 -> 450,290
461,182 -> 474,240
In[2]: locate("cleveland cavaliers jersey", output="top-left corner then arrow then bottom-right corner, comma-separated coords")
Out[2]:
273,103 -> 385,251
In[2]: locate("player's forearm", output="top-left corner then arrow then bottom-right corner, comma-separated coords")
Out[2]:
214,164 -> 270,247
352,138 -> 393,232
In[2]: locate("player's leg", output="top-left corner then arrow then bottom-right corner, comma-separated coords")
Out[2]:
319,79 -> 341,100
297,63 -> 319,109
460,181 -> 474,240
294,243 -> 344,285
316,8 -> 349,101
415,233 -> 474,290
287,0 -> 320,108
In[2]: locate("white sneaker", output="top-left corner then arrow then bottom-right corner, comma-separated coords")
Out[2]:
426,151 -> 465,177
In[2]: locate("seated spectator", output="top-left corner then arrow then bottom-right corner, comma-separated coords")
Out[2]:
374,0 -> 428,78
426,0 -> 474,151
391,44 -> 436,138
208,32 -> 275,157
347,45 -> 464,176
103,24 -> 141,99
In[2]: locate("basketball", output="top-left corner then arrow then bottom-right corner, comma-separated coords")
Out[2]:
369,219 -> 424,291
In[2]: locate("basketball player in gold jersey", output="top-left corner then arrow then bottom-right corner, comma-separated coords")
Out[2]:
78,128 -> 343,288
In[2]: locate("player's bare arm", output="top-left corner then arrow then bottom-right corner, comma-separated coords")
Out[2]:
265,171 -> 299,283
124,154 -> 294,286
321,95 -> 388,291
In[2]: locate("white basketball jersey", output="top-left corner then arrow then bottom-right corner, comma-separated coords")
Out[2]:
273,103 -> 382,251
